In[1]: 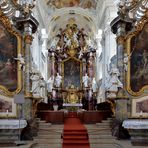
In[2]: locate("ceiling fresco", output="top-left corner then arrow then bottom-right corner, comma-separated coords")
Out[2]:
46,0 -> 98,10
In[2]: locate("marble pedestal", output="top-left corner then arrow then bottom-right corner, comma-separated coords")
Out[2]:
122,119 -> 148,146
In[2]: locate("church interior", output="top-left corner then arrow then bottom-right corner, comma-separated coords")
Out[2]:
0,0 -> 148,148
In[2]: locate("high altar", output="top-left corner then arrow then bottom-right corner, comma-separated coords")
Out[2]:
47,18 -> 97,110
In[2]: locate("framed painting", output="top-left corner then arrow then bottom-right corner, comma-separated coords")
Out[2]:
0,15 -> 22,96
126,19 -> 148,96
132,96 -> 148,118
0,94 -> 16,117
62,57 -> 82,88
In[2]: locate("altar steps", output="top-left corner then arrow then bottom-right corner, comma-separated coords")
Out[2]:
85,118 -> 117,148
32,119 -> 63,148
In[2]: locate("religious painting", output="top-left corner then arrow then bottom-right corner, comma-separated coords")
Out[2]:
0,94 -> 16,117
132,96 -> 148,118
0,17 -> 22,95
126,21 -> 148,95
46,0 -> 97,9
62,58 -> 82,88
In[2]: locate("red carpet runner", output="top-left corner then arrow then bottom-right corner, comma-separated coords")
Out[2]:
62,112 -> 90,148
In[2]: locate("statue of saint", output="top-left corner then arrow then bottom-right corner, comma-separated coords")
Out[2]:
47,75 -> 54,92
106,67 -> 123,98
82,73 -> 89,87
30,72 -> 40,97
92,77 -> 98,92
55,73 -> 62,87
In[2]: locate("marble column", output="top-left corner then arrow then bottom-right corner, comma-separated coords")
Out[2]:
116,22 -> 126,97
24,23 -> 33,97
110,17 -> 132,121
16,13 -> 38,120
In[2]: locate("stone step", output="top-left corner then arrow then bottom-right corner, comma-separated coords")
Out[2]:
96,122 -> 111,126
37,135 -> 61,139
34,138 -> 62,144
90,143 -> 119,148
38,123 -> 52,128
38,129 -> 63,134
89,138 -> 116,144
87,128 -> 111,131
37,120 -> 46,124
89,135 -> 114,139
102,120 -> 112,123
32,143 -> 62,148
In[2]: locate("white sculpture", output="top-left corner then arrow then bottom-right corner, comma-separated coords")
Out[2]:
30,72 -> 40,98
92,77 -> 98,92
47,76 -> 54,92
39,78 -> 47,103
50,36 -> 59,49
82,73 -> 89,87
106,66 -> 123,98
55,73 -> 62,87
14,54 -> 25,70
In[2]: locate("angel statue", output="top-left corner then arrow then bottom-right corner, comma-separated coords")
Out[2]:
14,54 -> 25,71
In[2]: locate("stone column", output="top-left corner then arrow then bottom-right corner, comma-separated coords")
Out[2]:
24,23 -> 33,97
110,17 -> 132,121
116,22 -> 126,97
16,14 -> 39,120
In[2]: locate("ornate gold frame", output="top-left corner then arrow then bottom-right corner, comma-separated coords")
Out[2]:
62,57 -> 82,88
126,18 -> 148,96
0,15 -> 22,96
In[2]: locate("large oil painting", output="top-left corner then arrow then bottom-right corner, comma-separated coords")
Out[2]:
0,22 -> 18,92
63,58 -> 81,88
129,23 -> 148,93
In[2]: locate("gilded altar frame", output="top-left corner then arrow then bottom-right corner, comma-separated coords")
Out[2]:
62,57 -> 82,88
0,15 -> 22,96
126,18 -> 148,96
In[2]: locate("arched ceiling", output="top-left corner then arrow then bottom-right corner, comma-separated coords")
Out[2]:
47,8 -> 97,39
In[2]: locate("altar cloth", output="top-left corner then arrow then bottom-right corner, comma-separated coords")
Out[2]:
0,119 -> 27,129
122,119 -> 148,129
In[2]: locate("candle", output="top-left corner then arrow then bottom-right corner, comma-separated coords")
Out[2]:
6,110 -> 8,114
140,110 -> 143,117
